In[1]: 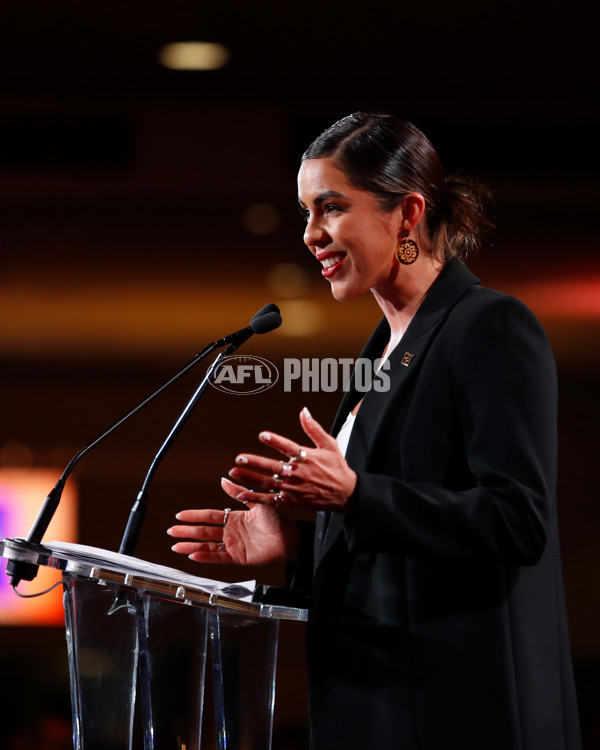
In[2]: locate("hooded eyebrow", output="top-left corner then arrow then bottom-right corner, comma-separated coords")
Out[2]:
298,190 -> 350,208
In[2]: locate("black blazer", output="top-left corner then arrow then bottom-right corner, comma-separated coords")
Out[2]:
304,260 -> 581,750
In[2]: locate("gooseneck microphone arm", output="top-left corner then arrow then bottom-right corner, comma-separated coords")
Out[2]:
6,303 -> 281,587
5,344 -> 218,587
24,343 -> 218,543
118,307 -> 283,557
117,351 -> 227,556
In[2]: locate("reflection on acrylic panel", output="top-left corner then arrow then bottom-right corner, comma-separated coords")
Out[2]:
0,469 -> 77,625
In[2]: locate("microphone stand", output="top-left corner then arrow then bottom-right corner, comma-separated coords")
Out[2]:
118,311 -> 286,557
118,335 -> 246,557
5,342 -> 219,587
6,303 -> 281,585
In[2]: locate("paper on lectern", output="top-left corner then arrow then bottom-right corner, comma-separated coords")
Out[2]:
46,541 -> 256,600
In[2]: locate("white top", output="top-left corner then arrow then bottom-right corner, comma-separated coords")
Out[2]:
335,331 -> 402,456
336,411 -> 357,457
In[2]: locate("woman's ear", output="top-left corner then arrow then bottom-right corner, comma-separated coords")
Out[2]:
399,193 -> 426,235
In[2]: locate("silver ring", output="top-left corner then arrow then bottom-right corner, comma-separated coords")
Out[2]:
274,492 -> 284,506
223,508 -> 231,527
293,449 -> 307,464
272,474 -> 283,484
217,543 -> 226,551
281,462 -> 294,477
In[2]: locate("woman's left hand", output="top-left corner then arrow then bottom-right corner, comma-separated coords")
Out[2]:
221,407 -> 358,514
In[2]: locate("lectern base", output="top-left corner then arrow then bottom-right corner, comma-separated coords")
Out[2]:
1,539 -> 308,750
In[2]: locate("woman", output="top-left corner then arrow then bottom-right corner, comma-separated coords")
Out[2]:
168,113 -> 581,749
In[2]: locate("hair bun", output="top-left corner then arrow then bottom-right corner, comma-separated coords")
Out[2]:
432,175 -> 494,259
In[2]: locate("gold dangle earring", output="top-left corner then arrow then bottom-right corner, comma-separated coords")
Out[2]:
395,235 -> 419,265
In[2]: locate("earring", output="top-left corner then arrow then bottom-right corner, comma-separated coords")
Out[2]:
395,237 -> 419,265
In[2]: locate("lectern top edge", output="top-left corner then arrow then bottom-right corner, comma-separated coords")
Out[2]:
1,537 -> 308,622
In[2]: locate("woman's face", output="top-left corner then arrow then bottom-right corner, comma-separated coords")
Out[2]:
297,157 -> 403,302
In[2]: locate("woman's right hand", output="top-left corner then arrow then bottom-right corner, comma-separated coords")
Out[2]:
167,497 -> 299,567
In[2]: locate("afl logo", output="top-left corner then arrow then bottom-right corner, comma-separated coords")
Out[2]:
210,355 -> 279,395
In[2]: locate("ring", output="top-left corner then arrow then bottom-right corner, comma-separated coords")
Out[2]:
273,492 -> 284,506
272,474 -> 283,484
292,449 -> 307,464
281,462 -> 294,477
217,543 -> 226,551
223,508 -> 231,527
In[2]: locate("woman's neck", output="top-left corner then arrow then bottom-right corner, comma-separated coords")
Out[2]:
371,256 -> 443,340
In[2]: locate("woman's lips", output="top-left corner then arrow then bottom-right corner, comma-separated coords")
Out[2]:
319,253 -> 346,278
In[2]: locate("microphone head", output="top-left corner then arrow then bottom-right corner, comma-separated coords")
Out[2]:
250,309 -> 282,335
250,302 -> 280,323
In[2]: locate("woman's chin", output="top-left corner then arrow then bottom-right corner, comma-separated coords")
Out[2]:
329,282 -> 363,303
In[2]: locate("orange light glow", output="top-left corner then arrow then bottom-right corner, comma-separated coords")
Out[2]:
0,469 -> 78,626
509,276 -> 600,319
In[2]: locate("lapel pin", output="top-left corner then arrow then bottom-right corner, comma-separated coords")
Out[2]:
401,352 -> 415,367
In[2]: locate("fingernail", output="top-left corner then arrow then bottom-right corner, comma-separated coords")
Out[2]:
259,431 -> 272,441
228,468 -> 241,479
236,455 -> 249,464
302,407 -> 312,420
171,545 -> 178,551
167,527 -> 173,535
175,512 -> 182,520
236,492 -> 249,501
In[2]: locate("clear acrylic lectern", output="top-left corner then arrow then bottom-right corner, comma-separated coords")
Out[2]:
1,538 -> 308,750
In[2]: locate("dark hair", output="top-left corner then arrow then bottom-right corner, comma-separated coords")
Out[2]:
302,112 -> 492,262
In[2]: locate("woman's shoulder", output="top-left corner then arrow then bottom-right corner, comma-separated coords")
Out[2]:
447,281 -> 553,360
456,280 -> 540,323
431,259 -> 537,324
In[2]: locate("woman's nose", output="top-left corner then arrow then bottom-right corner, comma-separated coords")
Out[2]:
303,216 -> 330,250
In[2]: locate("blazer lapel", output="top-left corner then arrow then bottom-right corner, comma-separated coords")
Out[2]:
329,320 -> 389,436
315,259 -> 480,565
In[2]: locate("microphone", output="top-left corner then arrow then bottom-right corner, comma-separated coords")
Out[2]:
5,304 -> 281,586
117,304 -> 282,557
214,303 -> 282,348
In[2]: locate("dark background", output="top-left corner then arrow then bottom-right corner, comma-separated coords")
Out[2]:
0,0 -> 599,747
